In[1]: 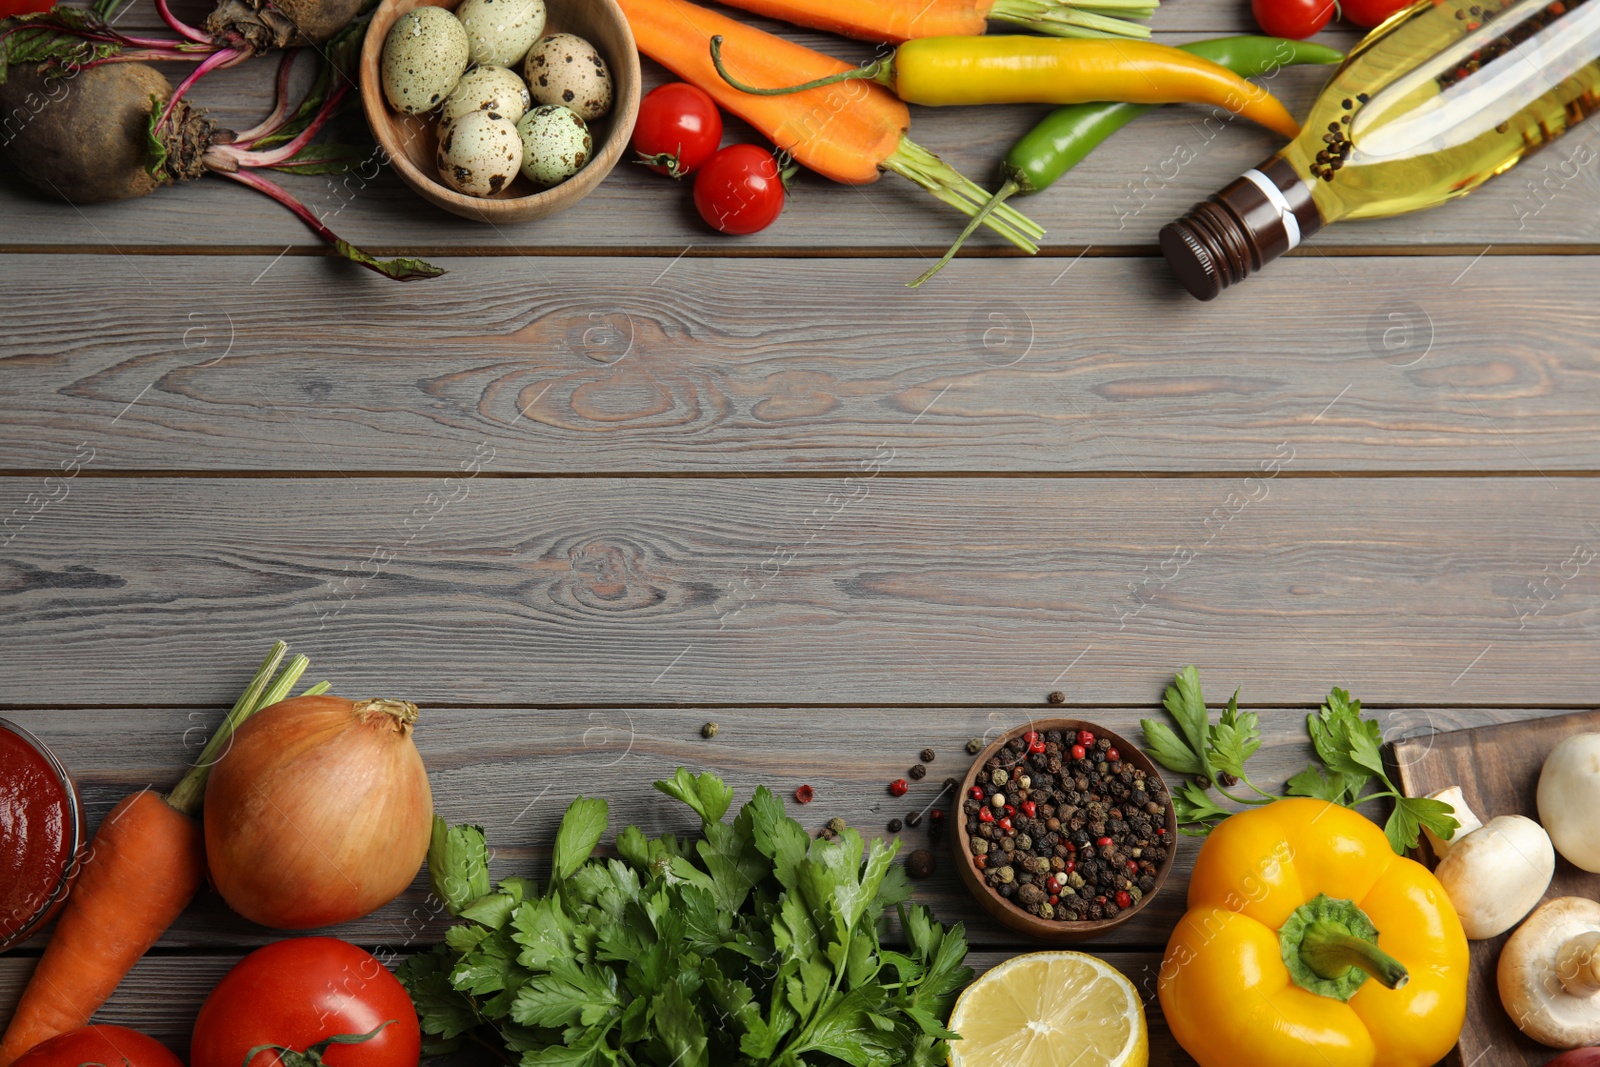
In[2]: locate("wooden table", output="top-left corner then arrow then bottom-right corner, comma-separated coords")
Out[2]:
2,0 -> 1596,1060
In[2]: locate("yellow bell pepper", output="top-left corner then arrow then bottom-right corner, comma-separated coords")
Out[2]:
1158,798 -> 1467,1067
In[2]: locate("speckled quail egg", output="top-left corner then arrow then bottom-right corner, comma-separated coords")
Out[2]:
516,104 -> 592,187
381,6 -> 470,114
439,64 -> 531,129
523,33 -> 612,121
455,0 -> 545,67
437,110 -> 523,197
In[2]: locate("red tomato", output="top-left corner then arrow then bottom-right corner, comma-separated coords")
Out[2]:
12,1026 -> 182,1067
1251,0 -> 1335,38
693,144 -> 787,235
1339,0 -> 1412,27
632,82 -> 723,178
190,938 -> 420,1067
0,0 -> 55,14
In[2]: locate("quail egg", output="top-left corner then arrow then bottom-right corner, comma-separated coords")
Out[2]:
381,6 -> 470,114
439,64 -> 531,129
455,0 -> 545,67
516,104 -> 592,187
523,33 -> 612,121
437,110 -> 523,197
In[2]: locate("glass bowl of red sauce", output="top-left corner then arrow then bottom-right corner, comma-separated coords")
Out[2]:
0,718 -> 85,952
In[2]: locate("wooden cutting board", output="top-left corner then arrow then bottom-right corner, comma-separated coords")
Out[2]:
1392,710 -> 1600,1067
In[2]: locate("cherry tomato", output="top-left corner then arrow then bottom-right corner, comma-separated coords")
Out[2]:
693,144 -> 787,235
1339,0 -> 1412,27
632,82 -> 723,178
0,0 -> 55,15
12,1026 -> 182,1067
190,938 -> 421,1067
1251,0 -> 1334,38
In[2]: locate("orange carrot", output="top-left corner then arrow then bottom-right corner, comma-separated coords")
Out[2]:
712,0 -> 1157,43
0,644 -> 325,1067
616,0 -> 1045,252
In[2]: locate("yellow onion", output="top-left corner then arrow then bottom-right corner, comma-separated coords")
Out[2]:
203,695 -> 432,929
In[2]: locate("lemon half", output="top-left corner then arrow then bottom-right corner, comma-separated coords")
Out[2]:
947,951 -> 1148,1067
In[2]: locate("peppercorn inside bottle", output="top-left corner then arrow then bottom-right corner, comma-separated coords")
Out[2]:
961,729 -> 1169,923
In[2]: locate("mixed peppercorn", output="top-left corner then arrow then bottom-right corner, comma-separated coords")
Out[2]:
964,728 -> 1171,923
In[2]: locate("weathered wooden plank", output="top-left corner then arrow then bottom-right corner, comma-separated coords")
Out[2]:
0,477 -> 1594,707
2,253 -> 1592,472
3,20 -> 1594,253
0,950 -> 1198,1064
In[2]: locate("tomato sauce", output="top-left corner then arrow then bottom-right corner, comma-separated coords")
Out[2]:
0,723 -> 74,944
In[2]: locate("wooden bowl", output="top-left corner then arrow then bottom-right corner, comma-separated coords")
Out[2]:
952,719 -> 1179,942
359,0 -> 641,223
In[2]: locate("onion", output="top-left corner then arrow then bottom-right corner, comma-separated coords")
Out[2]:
202,695 -> 432,929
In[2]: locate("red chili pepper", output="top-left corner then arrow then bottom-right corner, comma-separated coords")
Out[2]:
1021,800 -> 1037,818
998,817 -> 1014,832
1077,730 -> 1095,747
979,807 -> 995,823
1070,744 -> 1086,760
888,779 -> 909,797
794,784 -> 814,804
1116,890 -> 1133,909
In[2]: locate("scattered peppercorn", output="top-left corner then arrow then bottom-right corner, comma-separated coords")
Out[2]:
700,721 -> 718,739
826,817 -> 846,835
943,777 -> 958,790
909,763 -> 927,780
887,818 -> 903,833
794,784 -> 814,804
888,779 -> 909,797
920,747 -> 936,764
966,737 -> 983,754
906,811 -> 923,828
1048,690 -> 1065,704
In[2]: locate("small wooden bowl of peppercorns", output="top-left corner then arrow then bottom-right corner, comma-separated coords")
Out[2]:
953,720 -> 1177,941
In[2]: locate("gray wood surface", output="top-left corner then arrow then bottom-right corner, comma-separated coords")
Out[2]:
1,254 -> 1592,473
1,477 -> 1595,706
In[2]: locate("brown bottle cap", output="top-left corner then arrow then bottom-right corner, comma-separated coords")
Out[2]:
1160,157 -> 1324,301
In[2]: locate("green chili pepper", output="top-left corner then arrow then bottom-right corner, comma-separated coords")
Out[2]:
911,35 -> 1343,287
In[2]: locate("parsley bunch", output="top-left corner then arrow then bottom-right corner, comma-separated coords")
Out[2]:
399,768 -> 972,1067
1140,667 -> 1458,854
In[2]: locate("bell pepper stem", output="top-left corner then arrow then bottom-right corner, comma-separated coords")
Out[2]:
1279,893 -> 1409,1001
1300,921 -> 1410,989
710,35 -> 893,95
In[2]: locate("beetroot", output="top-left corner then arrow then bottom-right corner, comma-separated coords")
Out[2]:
204,0 -> 365,53
0,57 -> 442,281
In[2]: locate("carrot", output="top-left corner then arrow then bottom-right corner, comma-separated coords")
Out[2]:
616,0 -> 1045,252
713,0 -> 1157,43
0,644 -> 327,1067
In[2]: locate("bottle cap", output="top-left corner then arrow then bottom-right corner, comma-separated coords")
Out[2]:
1160,157 -> 1324,301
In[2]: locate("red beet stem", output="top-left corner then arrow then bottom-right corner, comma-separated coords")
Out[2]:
154,0 -> 211,43
230,83 -> 348,165
232,50 -> 299,146
155,45 -> 244,131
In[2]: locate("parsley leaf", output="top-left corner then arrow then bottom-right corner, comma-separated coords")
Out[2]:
550,796 -> 607,882
427,816 -> 491,915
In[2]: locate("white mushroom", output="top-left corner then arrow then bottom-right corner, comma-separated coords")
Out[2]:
1424,786 -> 1554,940
1539,733 -> 1600,872
1499,896 -> 1600,1048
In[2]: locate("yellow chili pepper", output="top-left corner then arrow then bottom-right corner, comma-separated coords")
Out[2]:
1159,799 -> 1467,1067
711,34 -> 1301,139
